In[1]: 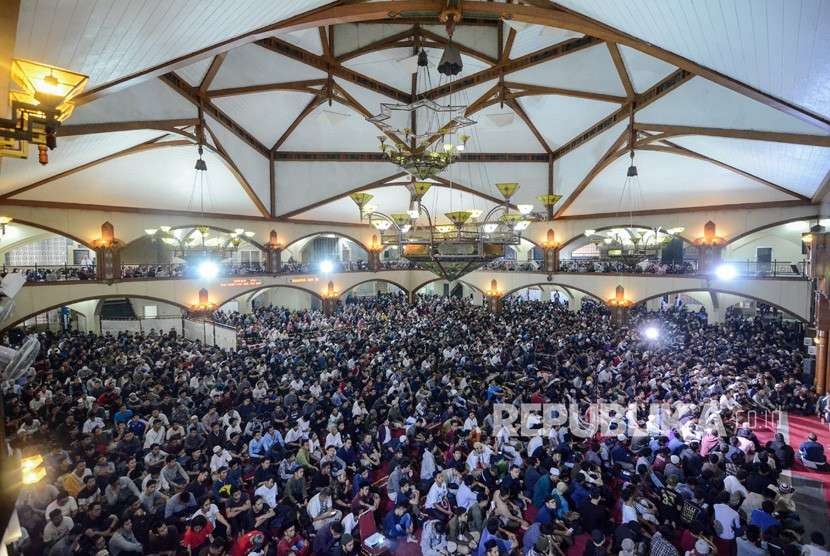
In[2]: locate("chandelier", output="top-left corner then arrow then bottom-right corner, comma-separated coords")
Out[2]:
582,141 -> 684,266
351,181 -> 557,280
368,38 -> 473,179
0,59 -> 88,165
145,119 -> 254,266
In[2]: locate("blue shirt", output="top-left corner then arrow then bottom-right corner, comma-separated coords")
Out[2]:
749,509 -> 780,532
477,528 -> 512,556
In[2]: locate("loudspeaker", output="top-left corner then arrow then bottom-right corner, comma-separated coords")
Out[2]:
802,358 -> 816,386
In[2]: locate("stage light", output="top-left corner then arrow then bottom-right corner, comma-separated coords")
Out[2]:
319,260 -> 334,274
644,326 -> 660,341
715,263 -> 737,281
197,260 -> 219,280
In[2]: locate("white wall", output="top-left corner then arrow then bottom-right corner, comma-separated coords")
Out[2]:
129,298 -> 183,319
251,287 -> 317,311
724,226 -> 804,263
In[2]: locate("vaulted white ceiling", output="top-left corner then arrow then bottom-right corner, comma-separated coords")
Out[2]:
2,0 -> 829,223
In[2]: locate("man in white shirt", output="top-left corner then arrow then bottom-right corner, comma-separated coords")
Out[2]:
307,487 -> 342,531
143,421 -> 166,449
254,477 -> 278,509
713,496 -> 741,543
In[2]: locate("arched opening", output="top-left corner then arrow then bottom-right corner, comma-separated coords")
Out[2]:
721,218 -> 819,277
0,220 -> 97,282
484,237 -> 543,271
120,225 -> 265,278
635,289 -> 809,324
502,282 -> 603,310
413,278 -> 485,304
217,285 -> 324,315
282,232 -> 369,274
3,294 -> 188,335
340,279 -> 408,302
559,225 -> 697,274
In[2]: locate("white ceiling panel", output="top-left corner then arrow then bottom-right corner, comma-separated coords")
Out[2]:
439,162 -> 548,207
637,77 -> 830,135
462,101 -> 547,153
423,25 -> 499,61
280,103 -> 383,152
205,115 -> 269,207
214,91 -> 317,147
333,24 -> 413,58
554,0 -> 830,118
508,25 -> 582,59
553,121 -> 628,209
68,77 -> 194,125
508,43 -> 626,96
519,95 -> 619,149
12,145 -> 262,216
14,0 -> 333,88
276,27 -> 325,56
564,149 -> 792,215
344,48 -> 416,94
275,161 -> 402,216
0,130 -> 163,195
618,45 -> 677,93
210,44 -> 326,90
670,136 -> 830,198
177,58 -> 215,88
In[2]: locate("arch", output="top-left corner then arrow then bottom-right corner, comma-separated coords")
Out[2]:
221,284 -> 324,305
724,214 -> 820,247
282,231 -> 369,254
558,224 -> 695,251
501,282 -> 604,302
1,218 -> 97,250
632,288 -> 808,322
120,224 -> 267,251
339,278 -> 409,297
412,277 -> 486,296
1,294 -> 189,332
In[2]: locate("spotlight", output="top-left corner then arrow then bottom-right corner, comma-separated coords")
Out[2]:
319,260 -> 334,274
644,327 -> 660,341
714,263 -> 737,281
197,260 -> 219,280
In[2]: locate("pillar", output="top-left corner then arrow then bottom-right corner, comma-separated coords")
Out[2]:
810,231 -> 830,393
485,279 -> 503,314
816,329 -> 828,394
322,281 -> 337,316
695,221 -> 723,273
367,235 -> 382,272
265,230 -> 282,274
607,285 -> 632,324
542,229 -> 559,273
94,221 -> 121,280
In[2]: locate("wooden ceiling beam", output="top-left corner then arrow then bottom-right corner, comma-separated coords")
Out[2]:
256,36 -> 411,103
278,171 -> 408,218
505,82 -> 626,104
417,28 -> 498,65
272,151 -> 549,162
203,123 -> 271,217
0,135 -> 174,200
606,42 -> 634,99
207,79 -> 327,98
337,27 -> 417,61
160,73 -> 271,157
430,175 -> 518,208
505,97 -> 551,153
551,69 -> 693,160
640,142 -> 810,202
272,94 -> 327,151
0,198 -> 275,221
58,119 -> 199,136
554,200 -> 810,220
501,28 -> 517,62
329,81 -> 407,148
633,124 -> 830,148
553,128 -> 629,218
198,53 -> 227,93
423,35 -> 602,100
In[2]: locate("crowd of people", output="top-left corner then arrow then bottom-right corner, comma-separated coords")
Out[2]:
557,260 -> 698,275
2,293 -> 828,556
3,266 -> 98,283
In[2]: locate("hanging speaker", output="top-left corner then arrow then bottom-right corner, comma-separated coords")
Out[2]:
438,44 -> 463,76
